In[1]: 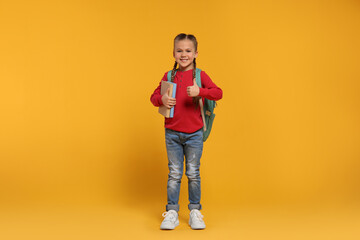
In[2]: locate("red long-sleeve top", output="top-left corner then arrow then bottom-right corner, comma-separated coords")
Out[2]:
150,69 -> 223,133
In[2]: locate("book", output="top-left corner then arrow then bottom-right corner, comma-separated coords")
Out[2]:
158,81 -> 177,118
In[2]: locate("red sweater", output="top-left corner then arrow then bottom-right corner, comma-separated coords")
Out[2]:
150,69 -> 223,133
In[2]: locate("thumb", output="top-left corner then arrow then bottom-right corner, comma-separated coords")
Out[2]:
193,78 -> 197,86
167,87 -> 171,96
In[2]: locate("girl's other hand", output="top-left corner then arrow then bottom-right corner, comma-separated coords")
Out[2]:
162,88 -> 176,109
187,78 -> 200,97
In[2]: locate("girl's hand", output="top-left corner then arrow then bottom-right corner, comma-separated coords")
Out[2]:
187,78 -> 200,97
162,88 -> 176,109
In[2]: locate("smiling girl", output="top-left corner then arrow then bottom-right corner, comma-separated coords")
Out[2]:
150,33 -> 223,230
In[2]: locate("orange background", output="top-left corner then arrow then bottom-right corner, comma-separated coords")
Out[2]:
0,0 -> 359,239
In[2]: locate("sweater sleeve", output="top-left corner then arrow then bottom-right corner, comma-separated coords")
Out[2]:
150,72 -> 168,107
198,71 -> 223,101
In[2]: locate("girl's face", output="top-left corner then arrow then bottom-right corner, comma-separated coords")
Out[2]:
173,39 -> 198,71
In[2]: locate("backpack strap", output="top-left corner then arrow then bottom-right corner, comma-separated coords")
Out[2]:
199,98 -> 207,132
195,68 -> 202,87
167,70 -> 172,82
194,68 -> 207,132
167,71 -> 171,82
167,70 -> 177,82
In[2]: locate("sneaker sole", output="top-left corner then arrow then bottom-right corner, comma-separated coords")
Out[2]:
160,221 -> 179,230
189,221 -> 206,230
190,225 -> 206,230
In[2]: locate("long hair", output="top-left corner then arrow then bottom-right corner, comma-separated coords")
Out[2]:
171,33 -> 200,107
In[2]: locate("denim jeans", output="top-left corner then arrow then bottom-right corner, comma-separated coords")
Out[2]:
165,128 -> 203,212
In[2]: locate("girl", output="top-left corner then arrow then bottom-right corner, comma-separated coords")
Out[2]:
150,33 -> 223,230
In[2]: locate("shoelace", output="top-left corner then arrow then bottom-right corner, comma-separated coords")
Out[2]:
162,211 -> 176,223
191,210 -> 204,223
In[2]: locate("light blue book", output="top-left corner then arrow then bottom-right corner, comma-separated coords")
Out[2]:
169,82 -> 177,118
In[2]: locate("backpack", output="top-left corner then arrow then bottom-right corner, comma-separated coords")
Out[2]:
167,68 -> 216,142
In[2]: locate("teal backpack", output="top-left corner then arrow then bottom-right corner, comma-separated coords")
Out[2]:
167,68 -> 217,142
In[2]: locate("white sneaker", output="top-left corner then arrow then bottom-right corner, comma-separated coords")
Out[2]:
160,210 -> 179,230
189,209 -> 206,229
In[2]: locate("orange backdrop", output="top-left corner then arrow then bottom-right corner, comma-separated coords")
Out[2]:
0,1 -> 360,238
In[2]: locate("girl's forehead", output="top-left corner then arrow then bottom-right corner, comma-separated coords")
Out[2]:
174,39 -> 195,49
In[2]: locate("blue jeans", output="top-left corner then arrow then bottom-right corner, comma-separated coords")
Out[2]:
165,128 -> 203,212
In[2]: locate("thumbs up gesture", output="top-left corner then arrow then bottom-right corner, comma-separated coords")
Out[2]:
187,78 -> 200,97
161,87 -> 176,109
